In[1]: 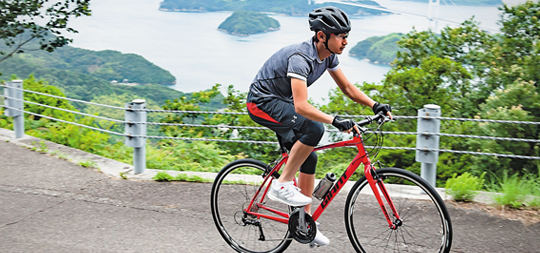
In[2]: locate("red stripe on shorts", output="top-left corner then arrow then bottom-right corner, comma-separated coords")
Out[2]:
246,103 -> 281,124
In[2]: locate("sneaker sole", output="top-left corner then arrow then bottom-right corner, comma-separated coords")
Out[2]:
267,191 -> 311,207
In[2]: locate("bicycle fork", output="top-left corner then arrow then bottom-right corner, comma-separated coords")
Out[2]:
365,165 -> 402,230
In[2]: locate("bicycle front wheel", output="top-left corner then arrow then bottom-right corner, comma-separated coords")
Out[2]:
210,159 -> 292,253
344,168 -> 452,253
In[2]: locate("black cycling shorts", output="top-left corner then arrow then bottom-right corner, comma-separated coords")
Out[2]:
246,96 -> 324,174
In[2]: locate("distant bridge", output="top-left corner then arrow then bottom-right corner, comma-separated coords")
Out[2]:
317,0 -> 499,33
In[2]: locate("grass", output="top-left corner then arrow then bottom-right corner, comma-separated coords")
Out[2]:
487,171 -> 540,209
31,140 -> 48,153
445,172 -> 485,202
79,160 -> 98,169
152,171 -> 214,183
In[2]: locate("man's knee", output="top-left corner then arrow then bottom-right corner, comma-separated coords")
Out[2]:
299,152 -> 318,175
300,121 -> 324,147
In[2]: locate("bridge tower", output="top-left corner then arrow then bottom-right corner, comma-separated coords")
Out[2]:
428,0 -> 441,31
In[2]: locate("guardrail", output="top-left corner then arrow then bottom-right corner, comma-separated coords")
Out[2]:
2,80 -> 539,185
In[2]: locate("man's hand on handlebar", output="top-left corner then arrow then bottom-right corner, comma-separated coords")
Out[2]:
332,116 -> 359,134
372,102 -> 393,120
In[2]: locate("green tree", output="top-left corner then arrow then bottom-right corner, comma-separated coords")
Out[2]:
204,85 -> 279,161
318,1 -> 540,185
0,0 -> 91,63
159,84 -> 222,137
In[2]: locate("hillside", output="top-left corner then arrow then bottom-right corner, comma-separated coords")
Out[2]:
349,33 -> 403,65
218,11 -> 280,36
159,0 -> 389,16
0,43 -> 224,110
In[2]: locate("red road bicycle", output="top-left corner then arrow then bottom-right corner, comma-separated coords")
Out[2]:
210,114 -> 452,252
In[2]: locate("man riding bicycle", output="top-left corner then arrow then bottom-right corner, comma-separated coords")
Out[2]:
246,6 -> 392,247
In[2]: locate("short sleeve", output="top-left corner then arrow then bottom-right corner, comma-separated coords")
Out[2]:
327,54 -> 340,72
287,54 -> 311,81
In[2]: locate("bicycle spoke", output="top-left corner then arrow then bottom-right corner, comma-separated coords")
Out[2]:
344,168 -> 452,253
211,160 -> 292,253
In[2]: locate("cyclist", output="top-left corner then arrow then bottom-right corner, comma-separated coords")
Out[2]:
246,6 -> 392,247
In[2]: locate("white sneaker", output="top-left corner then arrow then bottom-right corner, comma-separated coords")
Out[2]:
311,223 -> 330,247
268,180 -> 312,207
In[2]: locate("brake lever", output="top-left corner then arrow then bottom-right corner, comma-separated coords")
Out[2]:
353,126 -> 368,137
377,115 -> 393,124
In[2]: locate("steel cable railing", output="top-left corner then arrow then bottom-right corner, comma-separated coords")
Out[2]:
2,104 -> 126,137
7,96 -> 126,124
2,84 -> 539,162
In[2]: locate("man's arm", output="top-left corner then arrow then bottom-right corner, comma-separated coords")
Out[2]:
291,77 -> 334,124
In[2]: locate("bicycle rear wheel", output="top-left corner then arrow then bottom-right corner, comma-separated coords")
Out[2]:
344,168 -> 452,253
210,159 -> 292,253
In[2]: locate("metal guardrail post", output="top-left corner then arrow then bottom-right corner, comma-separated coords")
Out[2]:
5,80 -> 24,138
416,104 -> 441,187
125,99 -> 147,174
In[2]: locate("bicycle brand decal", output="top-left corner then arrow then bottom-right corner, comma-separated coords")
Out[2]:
321,172 -> 347,209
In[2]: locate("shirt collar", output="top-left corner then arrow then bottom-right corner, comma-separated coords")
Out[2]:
310,37 -> 324,64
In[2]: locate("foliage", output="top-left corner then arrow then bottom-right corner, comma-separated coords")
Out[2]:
0,34 -> 185,108
159,84 -> 222,137
445,172 -> 485,202
219,11 -> 280,36
146,140 -> 243,172
349,33 -> 403,65
153,171 -> 175,182
28,117 -> 111,154
313,1 -> 540,185
152,171 -> 213,183
79,159 -> 98,169
487,170 -> 540,209
31,140 -> 49,153
0,75 -> 76,129
0,0 -> 91,63
0,44 -> 178,102
173,173 -> 213,182
203,85 -> 279,161
159,0 -> 388,16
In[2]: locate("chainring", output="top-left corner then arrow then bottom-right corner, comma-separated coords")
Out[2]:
288,209 -> 316,244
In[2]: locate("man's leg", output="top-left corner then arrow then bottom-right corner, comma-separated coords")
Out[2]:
268,140 -> 314,206
278,140 -> 315,183
298,172 -> 315,214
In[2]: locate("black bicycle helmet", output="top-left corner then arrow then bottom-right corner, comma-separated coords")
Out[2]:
308,6 -> 351,35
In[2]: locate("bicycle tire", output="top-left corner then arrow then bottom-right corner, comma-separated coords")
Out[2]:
344,168 -> 453,253
211,159 -> 292,253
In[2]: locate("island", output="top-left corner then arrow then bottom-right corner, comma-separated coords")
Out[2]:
349,33 -> 403,65
159,0 -> 390,16
218,11 -> 280,36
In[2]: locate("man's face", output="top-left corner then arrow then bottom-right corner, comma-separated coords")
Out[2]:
328,32 -> 348,54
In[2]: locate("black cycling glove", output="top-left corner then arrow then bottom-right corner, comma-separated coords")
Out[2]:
372,102 -> 392,115
332,116 -> 355,132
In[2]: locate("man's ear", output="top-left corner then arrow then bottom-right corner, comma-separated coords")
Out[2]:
317,31 -> 325,41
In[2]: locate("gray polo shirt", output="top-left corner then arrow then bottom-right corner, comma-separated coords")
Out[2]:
249,38 -> 340,103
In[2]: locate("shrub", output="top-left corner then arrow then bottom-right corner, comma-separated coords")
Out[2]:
525,175 -> 540,208
445,172 -> 484,202
153,172 -> 174,182
488,171 -> 531,209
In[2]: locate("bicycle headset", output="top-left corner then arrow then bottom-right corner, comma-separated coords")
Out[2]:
308,6 -> 352,54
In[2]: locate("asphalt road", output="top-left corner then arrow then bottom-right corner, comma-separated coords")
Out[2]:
1,138 -> 539,252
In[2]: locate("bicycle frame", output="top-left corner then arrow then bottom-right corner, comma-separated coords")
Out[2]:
244,132 -> 402,230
